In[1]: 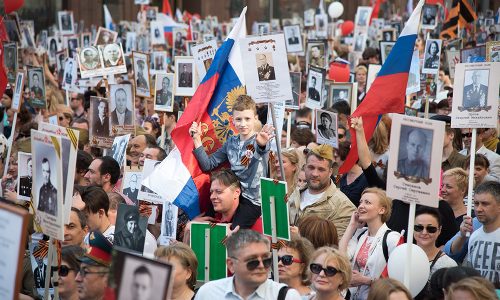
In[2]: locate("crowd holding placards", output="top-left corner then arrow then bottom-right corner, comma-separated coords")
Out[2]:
1,0 -> 500,299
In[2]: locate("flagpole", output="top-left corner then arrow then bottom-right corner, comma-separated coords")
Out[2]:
270,104 -> 286,182
3,112 -> 17,177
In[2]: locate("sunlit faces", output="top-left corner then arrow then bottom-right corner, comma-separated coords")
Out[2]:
474,192 -> 500,226
274,155 -> 297,182
63,210 -> 88,246
440,175 -> 465,204
210,179 -> 239,214
304,155 -> 333,193
413,213 -> 440,249
58,260 -> 79,298
232,109 -> 258,139
297,169 -> 307,190
84,159 -> 104,186
227,242 -> 271,288
467,165 -> 488,186
277,247 -> 304,283
357,192 -> 386,223
160,256 -> 192,289
310,253 -> 344,294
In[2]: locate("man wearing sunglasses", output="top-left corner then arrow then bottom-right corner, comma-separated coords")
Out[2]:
75,231 -> 112,300
195,229 -> 301,300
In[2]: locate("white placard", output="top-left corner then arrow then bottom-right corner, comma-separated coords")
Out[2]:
386,114 -> 445,208
239,34 -> 293,104
316,109 -> 339,148
192,39 -> 218,80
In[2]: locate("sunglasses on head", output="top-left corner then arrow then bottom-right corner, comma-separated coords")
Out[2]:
414,224 -> 438,234
309,263 -> 340,277
232,256 -> 273,271
59,265 -> 77,277
278,255 -> 302,266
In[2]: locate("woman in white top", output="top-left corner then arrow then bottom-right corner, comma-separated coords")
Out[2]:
413,207 -> 457,299
339,187 -> 401,300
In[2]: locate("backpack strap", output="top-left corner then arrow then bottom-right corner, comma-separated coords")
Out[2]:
382,230 -> 392,262
356,229 -> 368,242
277,285 -> 289,300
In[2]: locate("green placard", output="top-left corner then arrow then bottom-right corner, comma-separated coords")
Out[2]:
260,177 -> 290,241
190,222 -> 228,281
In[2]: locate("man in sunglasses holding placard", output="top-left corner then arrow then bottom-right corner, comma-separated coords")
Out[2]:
195,229 -> 301,300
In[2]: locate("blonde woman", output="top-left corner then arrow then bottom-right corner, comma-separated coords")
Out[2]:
339,188 -> 401,300
308,247 -> 352,300
440,168 -> 470,227
446,277 -> 497,300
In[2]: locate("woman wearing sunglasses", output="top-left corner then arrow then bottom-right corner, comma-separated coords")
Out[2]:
339,187 -> 401,300
413,207 -> 456,299
58,245 -> 85,300
277,237 -> 315,299
308,247 -> 352,300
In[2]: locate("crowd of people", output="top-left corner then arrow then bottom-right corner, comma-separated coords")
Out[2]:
1,1 -> 500,300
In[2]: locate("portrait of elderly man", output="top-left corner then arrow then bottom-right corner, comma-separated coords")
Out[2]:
155,76 -> 173,107
136,60 -> 149,90
256,53 -> 276,81
397,127 -> 431,178
462,70 -> 489,108
102,43 -> 122,67
80,47 -> 100,70
111,87 -> 132,126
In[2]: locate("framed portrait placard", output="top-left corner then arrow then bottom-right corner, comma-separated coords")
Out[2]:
422,39 -> 442,74
94,27 -> 118,46
138,159 -> 165,203
39,123 -> 79,225
27,66 -> 46,108
31,130 -> 65,239
446,50 -> 461,79
451,63 -> 500,128
421,4 -> 438,29
305,65 -> 326,109
16,152 -> 32,202
89,96 -> 114,148
306,39 -> 328,70
354,6 -> 373,29
110,134 -> 130,168
132,51 -> 152,98
122,171 -> 142,205
380,41 -> 396,64
316,109 -> 339,148
114,204 -> 148,254
11,71 -> 26,112
58,11 -> 75,35
240,34 -> 293,104
485,41 -> 500,62
285,72 -> 301,110
386,114 -> 444,208
406,50 -> 421,95
150,51 -> 168,75
283,25 -> 304,53
3,42 -> 17,84
461,45 -> 486,63
78,43 -> 127,78
109,84 -> 135,136
0,203 -> 29,300
192,39 -> 218,81
154,73 -> 175,112
159,201 -> 178,245
174,56 -> 197,96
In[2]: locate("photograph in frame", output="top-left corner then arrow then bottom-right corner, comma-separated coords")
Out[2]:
422,39 -> 442,74
111,248 -> 173,300
159,201 -> 178,245
17,152 -> 32,202
89,96 -> 113,148
379,41 -> 396,64
3,42 -> 17,84
283,25 -> 303,53
65,35 -> 79,59
406,50 -> 421,95
4,19 -> 21,43
451,63 -> 499,129
132,51 -> 152,98
62,58 -> 78,91
304,9 -> 315,27
78,46 -> 103,77
306,40 -> 328,70
316,109 -> 338,148
285,72 -> 301,110
31,130 -> 64,239
192,39 -> 218,80
421,4 -> 438,29
110,134 -> 131,168
353,33 -> 367,53
460,45 -> 486,63
172,28 -> 188,56
27,66 -> 46,108
355,7 -> 373,28
109,84 -> 135,135
386,114 -> 444,208
47,37 -> 60,63
81,32 -> 92,48
151,51 -> 168,75
446,50 -> 461,79
486,41 -> 500,62
114,204 -> 148,254
174,56 -> 196,96
305,65 -> 326,109
329,83 -> 353,107
94,27 -> 118,45
239,34 -> 293,104
58,11 -> 74,35
122,171 -> 142,205
99,43 -> 126,70
11,71 -> 25,112
381,28 -> 396,41
150,21 -> 166,45
125,32 -> 137,53
154,73 -> 175,112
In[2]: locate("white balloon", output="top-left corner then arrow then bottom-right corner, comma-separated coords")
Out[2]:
387,243 -> 430,297
328,2 -> 344,19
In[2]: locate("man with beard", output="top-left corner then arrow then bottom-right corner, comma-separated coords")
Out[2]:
114,209 -> 145,252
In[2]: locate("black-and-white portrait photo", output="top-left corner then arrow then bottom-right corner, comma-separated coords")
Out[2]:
150,21 -> 165,45
91,97 -> 110,137
81,33 -> 91,48
122,172 -> 142,205
37,157 -> 58,216
155,74 -> 174,112
283,25 -> 303,53
17,153 -> 32,200
101,43 -> 124,68
421,5 -> 438,28
331,86 -> 350,104
423,39 -> 442,74
110,84 -> 134,127
58,11 -> 74,34
256,53 -> 276,81
146,6 -> 158,21
111,134 -> 130,167
397,126 -> 432,179
79,46 -> 101,71
380,41 -> 396,64
115,251 -> 172,300
381,29 -> 395,42
356,8 -> 370,27
95,27 -> 117,45
27,67 -> 45,108
354,34 -> 366,52
304,9 -> 315,27
114,204 -> 147,253
151,51 -> 167,73
306,67 -> 325,108
62,58 -> 77,89
178,63 -> 193,88
5,19 -> 20,42
173,28 -> 187,56
307,43 -> 326,69
317,111 -> 337,140
161,202 -> 178,239
462,69 -> 489,108
67,37 -> 79,59
4,43 -> 17,84
126,32 -> 137,53
285,72 -> 301,109
133,52 -> 151,97
257,23 -> 270,35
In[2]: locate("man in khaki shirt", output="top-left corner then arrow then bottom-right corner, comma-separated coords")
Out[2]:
296,144 -> 356,238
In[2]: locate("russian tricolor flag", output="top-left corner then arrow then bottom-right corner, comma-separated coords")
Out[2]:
142,8 -> 247,219
339,0 -> 424,174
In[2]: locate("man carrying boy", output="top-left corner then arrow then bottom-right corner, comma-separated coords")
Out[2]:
189,95 -> 275,229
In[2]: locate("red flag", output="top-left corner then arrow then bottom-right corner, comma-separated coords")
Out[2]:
0,19 -> 9,97
371,0 -> 386,21
5,0 -> 24,14
162,0 -> 173,16
425,0 -> 444,5
186,21 -> 193,41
